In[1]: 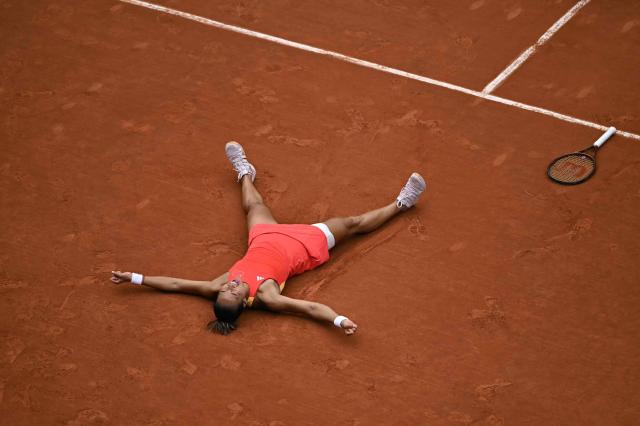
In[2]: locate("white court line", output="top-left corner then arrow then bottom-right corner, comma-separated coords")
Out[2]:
482,0 -> 591,94
119,0 -> 640,142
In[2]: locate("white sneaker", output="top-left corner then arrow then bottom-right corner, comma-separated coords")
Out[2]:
225,141 -> 256,182
396,172 -> 426,210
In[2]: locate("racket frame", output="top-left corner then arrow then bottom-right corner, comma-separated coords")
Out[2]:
547,146 -> 598,185
546,126 -> 616,185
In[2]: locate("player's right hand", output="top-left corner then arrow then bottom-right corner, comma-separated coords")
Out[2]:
341,318 -> 358,335
111,271 -> 132,284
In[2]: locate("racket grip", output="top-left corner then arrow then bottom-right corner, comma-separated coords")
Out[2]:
594,126 -> 616,148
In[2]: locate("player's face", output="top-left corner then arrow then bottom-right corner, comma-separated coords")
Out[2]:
219,280 -> 245,302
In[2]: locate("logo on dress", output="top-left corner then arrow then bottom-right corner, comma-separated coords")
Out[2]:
256,275 -> 265,281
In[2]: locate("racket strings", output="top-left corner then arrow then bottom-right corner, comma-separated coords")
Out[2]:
548,154 -> 595,183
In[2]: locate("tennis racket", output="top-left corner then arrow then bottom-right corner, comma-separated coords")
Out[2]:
547,126 -> 617,185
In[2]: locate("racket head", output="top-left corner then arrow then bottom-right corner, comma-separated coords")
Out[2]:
547,151 -> 596,185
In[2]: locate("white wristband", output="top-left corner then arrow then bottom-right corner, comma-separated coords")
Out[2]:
333,315 -> 348,328
131,273 -> 144,285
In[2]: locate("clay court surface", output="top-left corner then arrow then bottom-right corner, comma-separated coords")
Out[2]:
2,0 -> 640,424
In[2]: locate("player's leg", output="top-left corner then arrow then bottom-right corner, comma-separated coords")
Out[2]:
322,203 -> 399,245
241,175 -> 277,228
225,141 -> 277,229
319,173 -> 426,246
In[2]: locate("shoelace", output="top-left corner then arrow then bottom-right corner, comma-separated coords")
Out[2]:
399,181 -> 421,201
229,152 -> 251,171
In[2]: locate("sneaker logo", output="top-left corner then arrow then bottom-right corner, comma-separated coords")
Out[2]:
256,275 -> 265,281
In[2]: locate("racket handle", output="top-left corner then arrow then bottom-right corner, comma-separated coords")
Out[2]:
594,126 -> 616,148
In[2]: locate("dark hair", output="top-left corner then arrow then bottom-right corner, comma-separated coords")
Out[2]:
207,299 -> 245,335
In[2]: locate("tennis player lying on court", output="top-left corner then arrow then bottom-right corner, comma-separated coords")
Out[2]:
111,142 -> 426,335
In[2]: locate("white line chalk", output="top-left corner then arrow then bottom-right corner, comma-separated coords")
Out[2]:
482,0 -> 591,94
119,0 -> 640,141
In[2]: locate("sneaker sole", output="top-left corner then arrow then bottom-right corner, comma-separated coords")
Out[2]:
410,172 -> 427,192
225,141 -> 245,158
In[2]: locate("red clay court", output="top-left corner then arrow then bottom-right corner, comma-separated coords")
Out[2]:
1,0 -> 640,424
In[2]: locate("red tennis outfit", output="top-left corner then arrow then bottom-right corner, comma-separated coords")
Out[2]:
228,224 -> 330,305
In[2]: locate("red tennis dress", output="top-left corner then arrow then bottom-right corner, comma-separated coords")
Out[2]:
228,224 -> 330,305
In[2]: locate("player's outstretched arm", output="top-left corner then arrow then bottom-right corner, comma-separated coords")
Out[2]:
261,293 -> 358,335
111,271 -> 227,299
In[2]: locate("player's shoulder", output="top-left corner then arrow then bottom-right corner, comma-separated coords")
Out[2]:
255,280 -> 283,307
